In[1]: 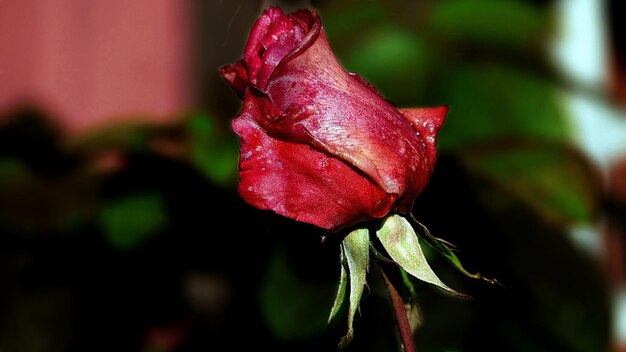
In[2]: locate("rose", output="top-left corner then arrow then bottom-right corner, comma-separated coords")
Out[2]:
220,6 -> 447,232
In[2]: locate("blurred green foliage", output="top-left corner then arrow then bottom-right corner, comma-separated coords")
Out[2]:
341,27 -> 432,106
259,247 -> 336,340
428,0 -> 547,49
0,0 -> 618,351
99,192 -> 168,250
186,114 -> 238,186
437,65 -> 571,150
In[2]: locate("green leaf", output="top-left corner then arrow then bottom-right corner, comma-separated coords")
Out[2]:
376,214 -> 465,297
338,227 -> 370,349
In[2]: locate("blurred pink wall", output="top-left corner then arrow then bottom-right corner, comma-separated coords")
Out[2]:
0,0 -> 190,133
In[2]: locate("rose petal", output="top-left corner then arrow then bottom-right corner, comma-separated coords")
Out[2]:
243,7 -> 317,89
232,92 -> 395,231
399,106 -> 448,169
220,60 -> 249,98
263,28 -> 433,209
256,23 -> 306,90
243,7 -> 282,85
348,72 -> 387,100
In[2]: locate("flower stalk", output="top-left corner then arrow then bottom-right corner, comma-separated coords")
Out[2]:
381,267 -> 417,352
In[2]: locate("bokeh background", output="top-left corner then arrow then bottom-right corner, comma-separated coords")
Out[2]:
1,0 -> 625,351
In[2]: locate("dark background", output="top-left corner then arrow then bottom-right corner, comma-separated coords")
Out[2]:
1,0 -> 625,351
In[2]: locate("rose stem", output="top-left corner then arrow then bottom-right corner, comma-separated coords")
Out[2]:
380,267 -> 416,352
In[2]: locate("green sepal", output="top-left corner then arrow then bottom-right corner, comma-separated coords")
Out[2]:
408,213 -> 500,285
338,227 -> 370,349
376,214 -> 466,297
328,249 -> 348,324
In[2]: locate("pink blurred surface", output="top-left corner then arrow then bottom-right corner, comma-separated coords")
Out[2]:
0,0 -> 190,133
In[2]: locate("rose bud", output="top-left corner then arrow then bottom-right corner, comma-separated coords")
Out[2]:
220,6 -> 447,232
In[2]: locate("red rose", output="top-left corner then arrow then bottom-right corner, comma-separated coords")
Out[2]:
221,7 -> 447,232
